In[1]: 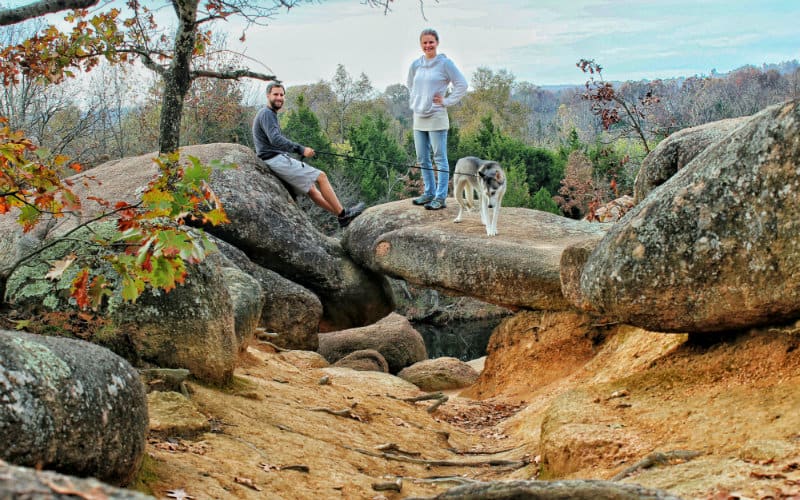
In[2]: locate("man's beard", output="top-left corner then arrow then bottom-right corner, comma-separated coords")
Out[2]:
269,99 -> 283,110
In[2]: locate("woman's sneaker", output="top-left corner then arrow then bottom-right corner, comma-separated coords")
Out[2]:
424,198 -> 446,210
338,202 -> 366,228
412,194 -> 434,206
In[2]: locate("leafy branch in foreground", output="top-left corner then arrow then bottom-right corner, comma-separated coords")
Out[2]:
2,120 -> 231,310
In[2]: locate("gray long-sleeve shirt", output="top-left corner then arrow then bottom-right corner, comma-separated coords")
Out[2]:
252,106 -> 305,160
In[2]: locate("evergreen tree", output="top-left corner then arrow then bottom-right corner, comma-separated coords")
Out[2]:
531,187 -> 560,214
500,161 -> 532,208
347,112 -> 411,203
454,115 -> 565,199
283,94 -> 335,172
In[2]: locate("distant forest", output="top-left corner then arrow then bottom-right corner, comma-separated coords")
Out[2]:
2,14 -> 797,228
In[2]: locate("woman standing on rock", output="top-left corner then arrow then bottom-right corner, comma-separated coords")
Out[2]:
407,28 -> 468,211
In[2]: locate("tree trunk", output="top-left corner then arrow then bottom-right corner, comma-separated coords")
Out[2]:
158,0 -> 199,154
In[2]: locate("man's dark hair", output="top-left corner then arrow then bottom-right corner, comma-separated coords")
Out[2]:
266,81 -> 285,94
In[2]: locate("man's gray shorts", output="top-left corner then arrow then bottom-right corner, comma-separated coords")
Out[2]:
263,153 -> 322,196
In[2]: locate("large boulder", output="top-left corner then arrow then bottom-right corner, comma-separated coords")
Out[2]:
633,116 -> 750,203
581,99 -> 800,332
342,201 -> 609,310
182,143 -> 394,331
0,330 -> 148,485
4,222 -> 238,385
214,237 -> 321,350
318,312 -> 427,374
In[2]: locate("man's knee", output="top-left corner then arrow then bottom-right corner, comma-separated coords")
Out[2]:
317,171 -> 329,184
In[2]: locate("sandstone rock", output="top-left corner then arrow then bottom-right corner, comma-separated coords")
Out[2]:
342,201 -> 609,310
147,391 -> 211,436
0,330 -> 148,486
539,388 -> 650,477
633,116 -> 751,203
581,100 -> 800,332
738,439 -> 797,462
0,460 -> 154,499
332,349 -> 389,372
277,350 -> 329,369
318,312 -> 427,374
397,357 -> 479,391
461,311 -> 606,401
320,367 -> 421,396
215,238 -> 321,350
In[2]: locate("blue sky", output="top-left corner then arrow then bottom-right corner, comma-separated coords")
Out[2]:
231,0 -> 799,90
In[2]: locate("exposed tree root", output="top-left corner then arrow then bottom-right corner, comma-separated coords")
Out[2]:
611,450 -> 704,481
344,446 -> 529,469
388,391 -> 449,413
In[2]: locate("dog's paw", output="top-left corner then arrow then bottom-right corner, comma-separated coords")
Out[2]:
453,217 -> 463,223
486,227 -> 498,237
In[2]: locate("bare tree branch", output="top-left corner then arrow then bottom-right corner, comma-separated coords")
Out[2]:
0,0 -> 99,26
190,68 -> 277,82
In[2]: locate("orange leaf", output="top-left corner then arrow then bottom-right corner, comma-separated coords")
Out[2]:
70,269 -> 91,310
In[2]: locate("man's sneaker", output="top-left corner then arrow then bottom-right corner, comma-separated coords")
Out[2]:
412,194 -> 434,206
424,198 -> 446,210
338,202 -> 365,228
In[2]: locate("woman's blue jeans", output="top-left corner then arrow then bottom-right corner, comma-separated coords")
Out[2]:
413,129 -> 449,201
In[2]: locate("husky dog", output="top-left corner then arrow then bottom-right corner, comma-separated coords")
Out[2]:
452,156 -> 507,236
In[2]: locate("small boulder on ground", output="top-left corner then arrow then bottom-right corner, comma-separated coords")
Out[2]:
332,349 -> 389,372
398,357 -> 480,391
318,312 -> 427,374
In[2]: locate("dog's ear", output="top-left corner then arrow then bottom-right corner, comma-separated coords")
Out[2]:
492,164 -> 505,183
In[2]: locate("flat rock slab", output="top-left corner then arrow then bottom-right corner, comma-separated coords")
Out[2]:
343,199 -> 609,310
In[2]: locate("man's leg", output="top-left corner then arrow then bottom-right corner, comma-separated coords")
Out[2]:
309,172 -> 344,215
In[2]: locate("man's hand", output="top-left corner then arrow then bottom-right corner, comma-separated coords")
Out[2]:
303,147 -> 315,158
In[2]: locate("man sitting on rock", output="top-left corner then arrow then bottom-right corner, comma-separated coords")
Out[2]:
252,82 -> 364,228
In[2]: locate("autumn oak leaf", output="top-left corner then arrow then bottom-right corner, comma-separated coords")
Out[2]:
46,253 -> 77,280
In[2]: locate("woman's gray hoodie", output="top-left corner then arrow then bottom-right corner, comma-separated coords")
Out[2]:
407,54 -> 467,117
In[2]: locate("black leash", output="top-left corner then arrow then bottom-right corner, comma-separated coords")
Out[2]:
313,150 -> 455,175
